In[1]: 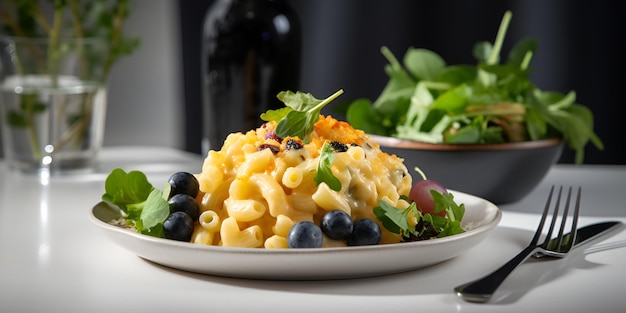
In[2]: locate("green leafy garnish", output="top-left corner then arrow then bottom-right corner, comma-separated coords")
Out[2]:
102,168 -> 154,209
102,168 -> 169,236
374,201 -> 417,238
261,89 -> 344,139
343,10 -> 603,163
138,189 -> 170,237
373,191 -> 465,239
314,141 -> 342,191
430,190 -> 465,237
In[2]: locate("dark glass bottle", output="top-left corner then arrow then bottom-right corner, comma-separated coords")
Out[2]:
201,0 -> 301,152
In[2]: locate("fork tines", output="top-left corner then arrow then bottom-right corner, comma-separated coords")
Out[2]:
540,186 -> 581,253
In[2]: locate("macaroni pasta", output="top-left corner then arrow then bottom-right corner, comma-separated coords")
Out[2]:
194,115 -> 412,248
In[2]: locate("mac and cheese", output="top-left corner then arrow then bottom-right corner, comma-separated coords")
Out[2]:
193,115 -> 412,248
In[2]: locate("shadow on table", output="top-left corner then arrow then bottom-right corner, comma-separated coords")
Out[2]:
145,223 -> 625,301
140,226 -> 524,295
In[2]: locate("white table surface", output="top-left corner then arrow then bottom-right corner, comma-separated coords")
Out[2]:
1,146 -> 625,313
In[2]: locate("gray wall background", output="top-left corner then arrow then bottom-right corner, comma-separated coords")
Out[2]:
177,0 -> 624,164
104,0 -> 183,150
2,0 -> 623,165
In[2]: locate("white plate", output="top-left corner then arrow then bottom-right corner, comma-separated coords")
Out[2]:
89,191 -> 501,280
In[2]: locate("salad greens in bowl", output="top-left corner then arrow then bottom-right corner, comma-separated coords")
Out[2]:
344,11 -> 602,165
343,11 -> 602,204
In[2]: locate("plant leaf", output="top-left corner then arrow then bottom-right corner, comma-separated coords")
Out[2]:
403,48 -> 446,80
314,142 -> 342,191
6,111 -> 28,127
102,168 -> 154,212
273,90 -> 344,139
140,189 -> 170,233
373,200 -> 417,237
260,107 -> 292,122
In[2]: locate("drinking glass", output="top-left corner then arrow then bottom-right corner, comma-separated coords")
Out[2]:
0,36 -> 108,175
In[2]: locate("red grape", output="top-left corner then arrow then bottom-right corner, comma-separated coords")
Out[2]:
409,179 -> 447,217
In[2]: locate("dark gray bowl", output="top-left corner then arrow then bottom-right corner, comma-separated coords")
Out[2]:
369,135 -> 563,204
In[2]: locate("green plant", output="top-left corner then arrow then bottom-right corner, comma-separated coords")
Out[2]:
0,0 -> 140,164
1,0 -> 139,79
343,11 -> 603,164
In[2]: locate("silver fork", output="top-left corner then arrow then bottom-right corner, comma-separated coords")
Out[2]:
454,186 -> 580,303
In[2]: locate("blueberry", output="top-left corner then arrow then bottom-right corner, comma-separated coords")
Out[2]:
287,221 -> 323,248
330,141 -> 348,152
285,139 -> 303,150
168,193 -> 200,220
168,172 -> 199,198
163,211 -> 194,242
347,218 -> 381,246
320,210 -> 353,240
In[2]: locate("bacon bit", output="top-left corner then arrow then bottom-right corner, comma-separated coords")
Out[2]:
265,130 -> 282,142
258,143 -> 280,154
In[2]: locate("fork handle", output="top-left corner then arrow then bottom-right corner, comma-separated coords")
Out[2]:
454,245 -> 539,303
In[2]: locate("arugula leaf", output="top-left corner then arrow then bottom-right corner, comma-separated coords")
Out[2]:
102,168 -> 154,211
139,189 -> 170,235
101,168 -> 169,237
373,190 -> 466,240
373,46 -> 415,115
373,201 -> 419,238
403,48 -> 446,80
261,89 -> 344,139
314,141 -> 342,191
432,190 -> 465,221
260,107 -> 292,122
276,110 -> 319,140
278,90 -> 328,111
345,98 -> 388,135
427,190 -> 466,237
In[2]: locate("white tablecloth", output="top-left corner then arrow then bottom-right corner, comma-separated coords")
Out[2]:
1,147 -> 624,313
